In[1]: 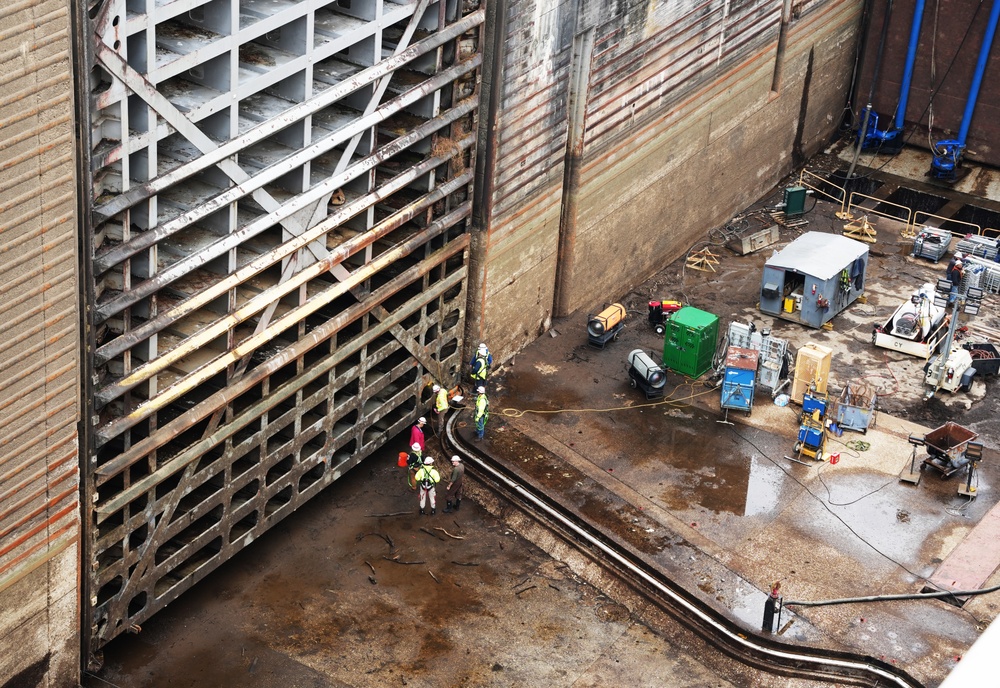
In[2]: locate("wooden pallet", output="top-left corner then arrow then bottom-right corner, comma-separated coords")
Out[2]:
769,211 -> 809,228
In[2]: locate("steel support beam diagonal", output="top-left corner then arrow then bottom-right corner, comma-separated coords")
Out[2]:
92,64 -> 479,294
91,10 -> 484,223
93,151 -> 474,365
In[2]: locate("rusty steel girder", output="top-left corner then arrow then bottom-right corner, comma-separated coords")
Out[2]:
80,0 -> 483,654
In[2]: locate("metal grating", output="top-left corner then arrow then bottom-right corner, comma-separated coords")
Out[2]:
81,0 -> 482,654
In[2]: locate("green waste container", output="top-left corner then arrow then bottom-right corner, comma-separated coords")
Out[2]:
662,307 -> 719,379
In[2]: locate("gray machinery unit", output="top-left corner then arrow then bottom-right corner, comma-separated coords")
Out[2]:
911,226 -> 952,262
832,383 -> 877,434
726,321 -> 790,396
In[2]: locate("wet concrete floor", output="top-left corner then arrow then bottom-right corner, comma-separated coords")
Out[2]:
81,448 -> 829,688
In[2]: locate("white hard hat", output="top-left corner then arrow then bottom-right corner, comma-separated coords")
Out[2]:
955,260 -> 963,267
451,455 -> 461,463
411,442 -> 422,452
432,384 -> 441,392
418,416 -> 426,424
477,386 -> 485,394
478,343 -> 488,351
424,457 -> 434,465
956,252 -> 964,259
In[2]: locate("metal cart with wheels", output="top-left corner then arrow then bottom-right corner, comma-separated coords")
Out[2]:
921,422 -> 979,479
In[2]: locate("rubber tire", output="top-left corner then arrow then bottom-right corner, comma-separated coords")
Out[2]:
629,378 -> 637,389
655,324 -> 665,336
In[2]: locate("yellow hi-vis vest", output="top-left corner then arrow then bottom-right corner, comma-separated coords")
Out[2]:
475,393 -> 489,422
471,354 -> 489,380
435,388 -> 449,413
415,466 -> 440,487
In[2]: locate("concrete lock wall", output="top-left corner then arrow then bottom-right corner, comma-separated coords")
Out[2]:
0,0 -> 82,686
478,0 -> 864,361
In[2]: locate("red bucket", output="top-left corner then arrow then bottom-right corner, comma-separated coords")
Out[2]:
397,452 -> 408,467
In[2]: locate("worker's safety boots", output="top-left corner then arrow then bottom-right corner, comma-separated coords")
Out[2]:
443,501 -> 453,513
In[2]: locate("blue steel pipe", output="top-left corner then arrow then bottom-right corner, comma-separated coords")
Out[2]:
958,0 -> 1000,145
895,0 -> 927,130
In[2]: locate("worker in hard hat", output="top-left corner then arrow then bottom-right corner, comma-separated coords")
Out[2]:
432,383 -> 449,437
469,342 -> 493,386
409,416 -> 426,453
405,442 -> 423,491
414,457 -> 441,515
947,251 -> 964,274
473,386 -> 489,441
949,259 -> 964,302
443,455 -> 464,513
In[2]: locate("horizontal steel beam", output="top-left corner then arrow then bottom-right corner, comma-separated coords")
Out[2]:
94,91 -> 478,318
94,235 -> 469,485
95,138 -> 473,364
95,176 -> 471,407
95,202 -> 471,447
93,9 -> 484,222
95,245 -> 468,517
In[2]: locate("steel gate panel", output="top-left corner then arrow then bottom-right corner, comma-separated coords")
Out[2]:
80,0 -> 482,656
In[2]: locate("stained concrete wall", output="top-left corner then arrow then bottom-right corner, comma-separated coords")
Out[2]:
0,0 -> 81,686
479,0 -> 864,361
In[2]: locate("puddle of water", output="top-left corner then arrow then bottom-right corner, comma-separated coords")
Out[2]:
725,581 -> 769,630
655,419 -> 788,518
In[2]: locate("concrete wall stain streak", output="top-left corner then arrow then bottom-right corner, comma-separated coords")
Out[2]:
0,0 -> 81,686
481,0 -> 863,361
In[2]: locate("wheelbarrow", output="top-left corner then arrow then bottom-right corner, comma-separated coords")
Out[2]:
921,421 -> 979,479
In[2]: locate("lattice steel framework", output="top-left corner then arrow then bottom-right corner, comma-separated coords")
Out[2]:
80,0 -> 482,654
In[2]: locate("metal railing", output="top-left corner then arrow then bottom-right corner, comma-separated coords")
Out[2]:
845,190 -> 913,228
797,168 -> 1000,240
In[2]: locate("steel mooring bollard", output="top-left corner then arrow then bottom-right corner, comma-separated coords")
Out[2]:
762,581 -> 782,633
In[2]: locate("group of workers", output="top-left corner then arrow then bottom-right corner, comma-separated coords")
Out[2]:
405,445 -> 464,515
402,343 -> 494,515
